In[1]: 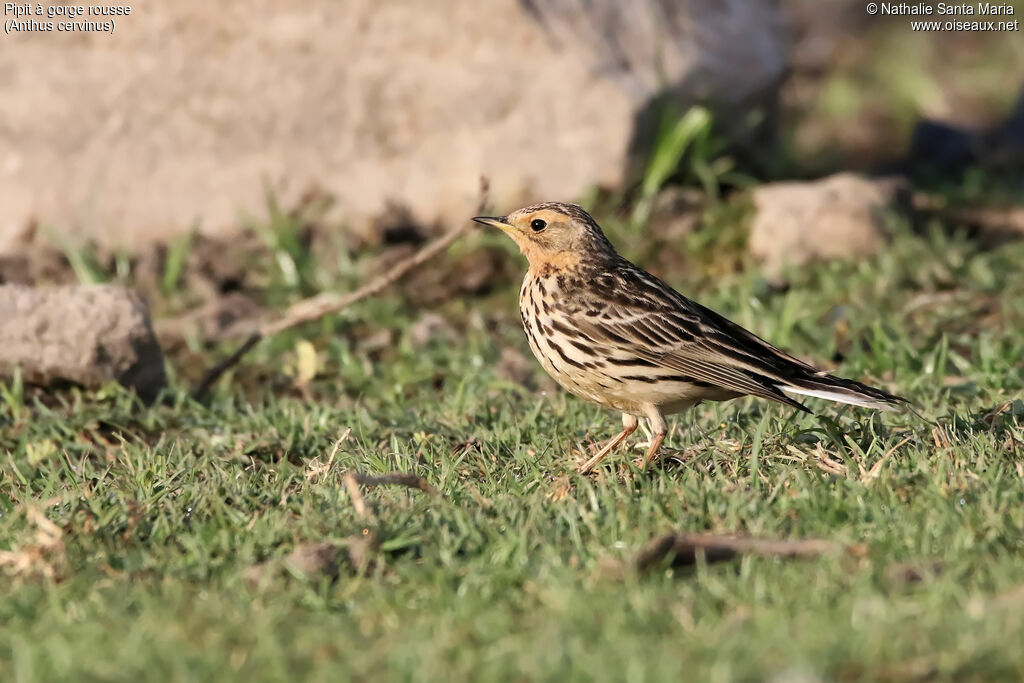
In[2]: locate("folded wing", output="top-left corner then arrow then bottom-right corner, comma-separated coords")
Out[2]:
564,262 -> 906,413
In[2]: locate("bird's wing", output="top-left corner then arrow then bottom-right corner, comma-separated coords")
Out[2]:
563,264 -> 821,411
564,262 -> 906,411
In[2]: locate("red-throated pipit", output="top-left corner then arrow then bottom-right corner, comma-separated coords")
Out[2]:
474,202 -> 907,474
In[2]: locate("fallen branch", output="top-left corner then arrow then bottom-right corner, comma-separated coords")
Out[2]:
192,177 -> 490,399
351,472 -> 440,497
634,532 -> 862,573
342,470 -> 441,521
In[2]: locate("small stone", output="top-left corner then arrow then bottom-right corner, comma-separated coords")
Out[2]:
0,284 -> 167,402
748,173 -> 910,275
345,529 -> 380,573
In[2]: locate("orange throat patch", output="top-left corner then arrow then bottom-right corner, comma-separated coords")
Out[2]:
523,248 -> 582,277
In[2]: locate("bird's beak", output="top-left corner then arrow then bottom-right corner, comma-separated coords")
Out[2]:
472,215 -> 511,231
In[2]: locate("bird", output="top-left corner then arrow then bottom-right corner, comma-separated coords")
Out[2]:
473,202 -> 908,474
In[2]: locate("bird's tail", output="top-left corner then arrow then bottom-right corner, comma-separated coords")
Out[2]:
778,371 -> 907,412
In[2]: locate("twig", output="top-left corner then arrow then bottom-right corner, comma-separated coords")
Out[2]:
634,532 -> 860,573
341,470 -> 441,521
351,472 -> 440,497
859,436 -> 911,485
193,332 -> 262,399
192,177 -> 490,399
305,428 -> 352,481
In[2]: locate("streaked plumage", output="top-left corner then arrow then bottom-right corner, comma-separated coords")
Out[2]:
474,202 -> 907,473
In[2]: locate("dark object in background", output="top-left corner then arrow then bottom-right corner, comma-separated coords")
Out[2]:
907,88 -> 1024,178
908,120 -> 978,177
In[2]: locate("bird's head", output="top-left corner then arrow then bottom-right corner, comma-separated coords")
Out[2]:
473,202 -> 616,271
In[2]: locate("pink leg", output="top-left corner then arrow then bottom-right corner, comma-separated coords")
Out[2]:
641,406 -> 668,469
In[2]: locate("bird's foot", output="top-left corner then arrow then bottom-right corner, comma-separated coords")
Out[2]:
631,453 -> 661,470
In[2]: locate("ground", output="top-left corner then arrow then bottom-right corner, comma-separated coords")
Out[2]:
2,215 -> 1022,680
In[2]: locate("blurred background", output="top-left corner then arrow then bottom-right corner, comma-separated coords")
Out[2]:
1,0 -> 1022,391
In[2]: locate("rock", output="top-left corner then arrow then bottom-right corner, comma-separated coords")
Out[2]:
748,173 -> 909,274
0,0 -> 786,254
343,530 -> 380,573
0,285 -> 167,402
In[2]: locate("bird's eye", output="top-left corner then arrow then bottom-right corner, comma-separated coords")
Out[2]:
530,219 -> 547,232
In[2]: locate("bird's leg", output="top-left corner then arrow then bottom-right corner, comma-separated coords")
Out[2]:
577,413 -> 639,474
632,418 -> 653,451
641,406 -> 668,469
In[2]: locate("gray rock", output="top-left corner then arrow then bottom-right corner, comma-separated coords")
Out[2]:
0,0 -> 786,253
0,285 -> 167,402
748,173 -> 910,275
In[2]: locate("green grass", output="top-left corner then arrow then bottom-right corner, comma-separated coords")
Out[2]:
1,220 -> 1023,681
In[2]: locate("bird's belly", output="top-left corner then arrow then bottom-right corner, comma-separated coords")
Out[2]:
608,373 -> 732,414
519,305 -> 624,409
530,342 -> 730,414
524,325 -> 623,409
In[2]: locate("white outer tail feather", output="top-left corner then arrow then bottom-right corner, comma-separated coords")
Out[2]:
779,385 -> 899,411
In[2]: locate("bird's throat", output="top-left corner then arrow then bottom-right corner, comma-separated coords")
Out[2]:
525,249 -> 582,277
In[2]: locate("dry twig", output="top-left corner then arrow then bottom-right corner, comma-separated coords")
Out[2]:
342,470 -> 440,521
305,428 -> 352,481
192,178 -> 490,399
858,436 -> 911,485
634,532 -> 861,573
351,472 -> 439,496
